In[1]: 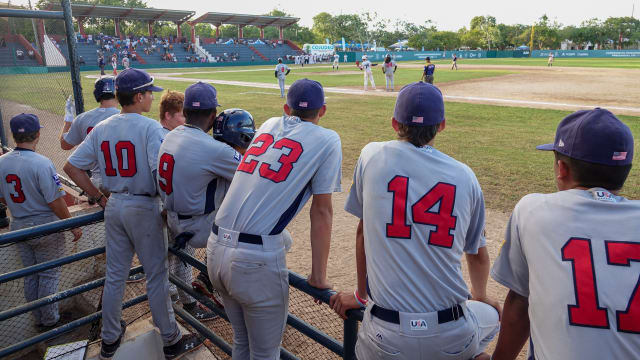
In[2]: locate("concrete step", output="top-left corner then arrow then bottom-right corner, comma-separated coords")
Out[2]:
84,318 -> 214,360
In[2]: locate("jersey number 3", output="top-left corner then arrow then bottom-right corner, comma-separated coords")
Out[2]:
237,133 -> 303,183
562,238 -> 640,333
386,176 -> 457,248
100,141 -> 137,177
5,174 -> 26,203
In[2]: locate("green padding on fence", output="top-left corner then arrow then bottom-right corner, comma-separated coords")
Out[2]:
531,50 -> 640,58
0,66 -> 50,75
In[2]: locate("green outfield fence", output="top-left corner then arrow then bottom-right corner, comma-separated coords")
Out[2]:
339,49 -> 640,61
0,210 -> 363,359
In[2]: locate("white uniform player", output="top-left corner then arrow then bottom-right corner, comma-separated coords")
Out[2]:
0,114 -> 81,331
111,55 -> 117,75
491,108 -> 638,360
60,76 -> 119,192
122,56 -> 130,69
275,58 -> 290,98
382,54 -> 397,91
360,55 -> 376,90
330,82 -> 500,360
344,54 -> 348,63
64,68 -> 202,359
333,54 -> 339,71
547,52 -> 554,67
209,79 -> 342,359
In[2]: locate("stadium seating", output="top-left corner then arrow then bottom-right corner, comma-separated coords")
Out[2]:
252,43 -> 299,61
0,43 -> 40,67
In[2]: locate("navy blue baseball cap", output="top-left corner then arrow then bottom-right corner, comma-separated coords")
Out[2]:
536,108 -> 634,166
10,113 -> 43,134
394,82 -> 445,126
184,82 -> 220,110
287,79 -> 325,110
115,68 -> 163,93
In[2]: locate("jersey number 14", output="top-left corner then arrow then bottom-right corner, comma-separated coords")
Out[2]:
386,176 -> 457,248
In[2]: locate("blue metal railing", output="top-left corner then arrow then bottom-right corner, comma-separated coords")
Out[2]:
0,211 -> 364,359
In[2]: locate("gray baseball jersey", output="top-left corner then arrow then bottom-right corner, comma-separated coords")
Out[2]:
0,149 -> 65,219
382,61 -> 396,75
361,60 -> 373,73
334,55 -> 339,63
345,140 -> 486,313
215,115 -> 342,235
67,113 -> 164,195
275,64 -> 289,80
492,188 -> 640,360
64,106 -> 120,176
158,125 -> 240,216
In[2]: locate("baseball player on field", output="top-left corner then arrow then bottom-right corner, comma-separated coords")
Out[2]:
421,57 -> 436,84
0,114 -> 82,332
344,53 -> 348,63
330,82 -> 500,360
111,54 -> 118,75
333,53 -> 340,71
490,108 -> 638,360
64,68 -> 203,359
359,55 -> 376,91
381,54 -> 397,91
547,52 -> 554,67
275,58 -> 290,98
59,76 -> 119,194
451,53 -> 458,70
209,78 -> 342,359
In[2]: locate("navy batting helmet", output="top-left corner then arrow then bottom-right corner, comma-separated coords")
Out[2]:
94,76 -> 116,103
213,109 -> 256,149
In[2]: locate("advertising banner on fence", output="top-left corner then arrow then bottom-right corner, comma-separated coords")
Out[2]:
532,50 -> 640,58
303,44 -> 336,54
345,50 -> 487,62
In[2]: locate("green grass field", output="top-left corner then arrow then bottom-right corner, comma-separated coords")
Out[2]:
1,66 -> 639,213
169,64 -> 511,88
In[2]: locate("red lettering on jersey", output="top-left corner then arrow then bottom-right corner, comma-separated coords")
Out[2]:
158,153 -> 175,195
259,138 -> 303,183
562,238 -> 610,329
386,176 -> 411,238
5,174 -> 26,203
101,141 -> 117,176
238,133 -> 274,174
605,241 -> 640,333
100,140 -> 137,177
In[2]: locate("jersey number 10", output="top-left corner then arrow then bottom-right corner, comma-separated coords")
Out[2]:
386,176 -> 457,248
100,141 -> 137,177
562,238 -> 640,333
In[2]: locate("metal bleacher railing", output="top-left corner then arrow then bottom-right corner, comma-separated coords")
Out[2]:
0,210 -> 363,359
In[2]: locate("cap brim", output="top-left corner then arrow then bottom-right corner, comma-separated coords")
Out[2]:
536,143 -> 555,151
148,85 -> 164,92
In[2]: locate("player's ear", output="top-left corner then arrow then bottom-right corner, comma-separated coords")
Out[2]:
318,105 -> 327,118
391,118 -> 399,132
283,103 -> 291,116
438,119 -> 446,133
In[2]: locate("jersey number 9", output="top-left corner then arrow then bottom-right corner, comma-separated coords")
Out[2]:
158,153 -> 175,195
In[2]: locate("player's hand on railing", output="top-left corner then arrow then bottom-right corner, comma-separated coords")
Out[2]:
64,95 -> 75,123
472,295 -> 502,320
329,291 -> 362,320
307,274 -> 332,304
70,227 -> 82,242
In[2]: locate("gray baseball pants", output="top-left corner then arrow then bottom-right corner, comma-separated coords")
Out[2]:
278,78 -> 286,98
101,193 -> 181,346
355,300 -> 500,360
12,214 -> 63,327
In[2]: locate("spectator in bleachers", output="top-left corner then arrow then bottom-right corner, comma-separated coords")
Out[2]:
131,52 -> 137,61
16,49 -> 24,60
1,38 -> 7,47
28,50 -> 35,60
79,56 -> 86,65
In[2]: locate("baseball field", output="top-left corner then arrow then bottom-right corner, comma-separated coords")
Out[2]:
1,57 -> 639,358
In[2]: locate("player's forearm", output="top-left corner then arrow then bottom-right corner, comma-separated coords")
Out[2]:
309,196 -> 333,282
63,162 -> 102,198
60,123 -> 73,150
48,197 -> 72,220
492,290 -> 530,360
355,219 -> 367,299
465,246 -> 491,299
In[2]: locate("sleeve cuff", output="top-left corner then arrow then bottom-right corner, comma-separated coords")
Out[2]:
490,269 -> 529,298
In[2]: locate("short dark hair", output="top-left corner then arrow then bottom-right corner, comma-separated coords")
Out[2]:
13,130 -> 39,143
184,108 -> 216,127
97,93 -> 116,103
290,108 -> 321,121
396,123 -> 439,147
555,152 -> 632,191
116,91 -> 138,106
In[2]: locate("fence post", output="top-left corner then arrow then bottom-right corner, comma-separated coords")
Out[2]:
343,318 -> 358,360
0,106 -> 8,150
60,0 -> 84,114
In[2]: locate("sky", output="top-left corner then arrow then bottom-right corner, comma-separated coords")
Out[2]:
12,0 -> 640,30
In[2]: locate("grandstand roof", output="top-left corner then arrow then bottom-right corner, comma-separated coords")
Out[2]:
191,12 -> 299,28
45,3 -> 194,23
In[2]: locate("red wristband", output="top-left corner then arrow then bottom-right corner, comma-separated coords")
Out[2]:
354,289 -> 368,307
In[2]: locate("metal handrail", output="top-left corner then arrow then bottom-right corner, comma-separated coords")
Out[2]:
0,210 -> 104,246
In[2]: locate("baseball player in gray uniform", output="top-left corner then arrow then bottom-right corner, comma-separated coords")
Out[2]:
0,114 -> 82,331
382,54 -> 397,91
64,68 -> 202,359
275,58 -> 290,98
330,82 -> 500,360
158,83 -> 255,321
60,76 -> 119,193
491,108 -> 638,360
209,79 -> 342,359
359,55 -> 376,91
333,54 -> 339,71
